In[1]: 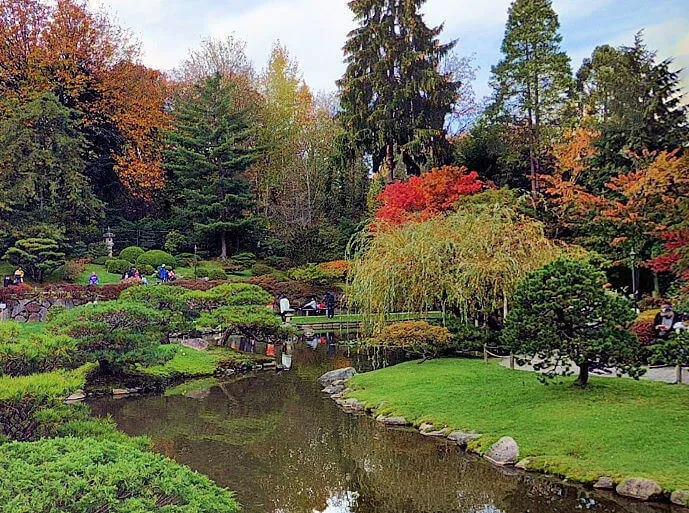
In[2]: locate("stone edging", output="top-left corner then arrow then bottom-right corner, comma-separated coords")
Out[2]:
318,367 -> 689,509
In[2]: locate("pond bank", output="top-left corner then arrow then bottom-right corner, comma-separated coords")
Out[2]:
334,358 -> 689,508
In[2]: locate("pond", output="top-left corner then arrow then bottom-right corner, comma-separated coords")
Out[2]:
90,339 -> 673,513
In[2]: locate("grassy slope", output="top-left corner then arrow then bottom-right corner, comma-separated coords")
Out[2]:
75,262 -> 250,286
348,358 -> 689,491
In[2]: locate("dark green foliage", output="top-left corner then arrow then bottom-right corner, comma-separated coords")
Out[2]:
136,249 -> 177,269
139,263 -> 155,276
49,301 -> 167,372
502,257 -> 642,386
164,73 -> 256,259
184,283 -> 273,315
445,315 -> 497,353
0,364 -> 94,441
119,285 -> 191,334
0,332 -> 81,377
164,230 -> 188,254
577,34 -> 689,187
488,0 -> 572,193
251,263 -> 274,276
230,251 -> 256,269
119,245 -> 145,263
105,258 -> 131,275
4,238 -> 66,282
197,305 -> 293,344
87,242 -> 110,261
338,0 -> 457,179
208,268 -> 228,281
0,93 -> 103,242
0,437 -> 239,512
650,332 -> 689,367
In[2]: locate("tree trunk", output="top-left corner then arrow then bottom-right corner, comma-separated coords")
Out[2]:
575,360 -> 589,387
385,143 -> 394,184
220,231 -> 228,260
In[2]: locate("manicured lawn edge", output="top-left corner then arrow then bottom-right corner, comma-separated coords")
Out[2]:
335,358 -> 689,504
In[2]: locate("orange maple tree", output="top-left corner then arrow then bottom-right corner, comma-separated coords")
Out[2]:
374,165 -> 484,226
0,0 -> 169,197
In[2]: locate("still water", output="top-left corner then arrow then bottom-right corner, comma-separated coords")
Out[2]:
91,340 -> 673,513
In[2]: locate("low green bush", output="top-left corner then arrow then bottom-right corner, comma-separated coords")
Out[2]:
251,263 -> 274,276
136,250 -> 177,269
445,315 -> 497,354
0,437 -> 240,512
138,263 -> 155,276
119,246 -> 145,263
105,258 -> 131,275
119,286 -> 191,334
0,332 -> 81,377
208,268 -> 228,281
230,252 -> 256,269
195,267 -> 210,278
140,345 -> 219,379
61,260 -> 86,283
0,364 -> 95,441
183,283 -> 273,315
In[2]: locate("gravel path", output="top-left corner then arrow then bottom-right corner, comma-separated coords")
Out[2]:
499,357 -> 689,384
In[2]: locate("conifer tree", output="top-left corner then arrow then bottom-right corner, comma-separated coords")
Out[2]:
489,0 -> 572,194
164,73 -> 256,259
338,0 -> 457,181
577,34 -> 689,186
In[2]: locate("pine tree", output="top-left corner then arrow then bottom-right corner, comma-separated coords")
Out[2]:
489,0 -> 572,194
164,73 -> 256,259
338,0 -> 457,182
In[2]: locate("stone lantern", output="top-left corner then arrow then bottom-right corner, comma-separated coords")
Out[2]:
103,227 -> 114,258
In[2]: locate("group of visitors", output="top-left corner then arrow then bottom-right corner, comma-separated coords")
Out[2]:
654,304 -> 689,340
278,291 -> 337,321
2,268 -> 25,287
119,264 -> 176,284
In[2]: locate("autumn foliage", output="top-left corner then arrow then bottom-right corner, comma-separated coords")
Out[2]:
0,0 -> 169,197
374,165 -> 484,225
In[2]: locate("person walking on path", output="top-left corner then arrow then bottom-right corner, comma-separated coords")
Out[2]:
324,291 -> 336,319
157,264 -> 169,283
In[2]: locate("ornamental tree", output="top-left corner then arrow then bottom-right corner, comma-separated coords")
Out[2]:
374,165 -> 484,225
501,257 -> 642,386
49,301 -> 166,373
3,238 -> 65,282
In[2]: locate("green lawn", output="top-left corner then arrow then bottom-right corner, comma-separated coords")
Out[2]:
348,358 -> 689,491
290,311 -> 443,326
75,262 -> 250,286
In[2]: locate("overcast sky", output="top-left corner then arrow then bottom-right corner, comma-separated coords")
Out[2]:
89,0 -> 689,100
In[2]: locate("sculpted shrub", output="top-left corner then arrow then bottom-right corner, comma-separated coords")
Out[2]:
136,250 -> 177,269
0,437 -> 240,512
368,321 -> 452,360
197,305 -> 294,344
106,258 -> 131,275
0,333 -> 81,377
49,301 -> 166,372
119,246 -> 145,263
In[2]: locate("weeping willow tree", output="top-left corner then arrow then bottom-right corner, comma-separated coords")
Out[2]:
348,190 -> 561,329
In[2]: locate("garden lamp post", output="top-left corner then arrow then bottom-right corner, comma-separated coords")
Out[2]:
103,227 -> 114,258
630,248 -> 638,311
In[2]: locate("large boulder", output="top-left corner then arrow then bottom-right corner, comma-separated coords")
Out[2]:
484,437 -> 519,466
318,367 -> 356,386
616,479 -> 663,501
593,476 -> 615,490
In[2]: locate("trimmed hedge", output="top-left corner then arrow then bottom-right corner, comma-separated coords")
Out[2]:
0,437 -> 240,512
105,258 -> 131,275
136,250 -> 177,269
208,268 -> 228,281
119,246 -> 145,263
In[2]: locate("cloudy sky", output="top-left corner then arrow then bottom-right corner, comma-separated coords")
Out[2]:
90,0 -> 689,99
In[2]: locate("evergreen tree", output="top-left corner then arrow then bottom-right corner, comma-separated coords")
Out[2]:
489,0 -> 572,194
576,34 -> 689,189
164,74 -> 256,259
338,0 -> 457,181
0,93 -> 103,241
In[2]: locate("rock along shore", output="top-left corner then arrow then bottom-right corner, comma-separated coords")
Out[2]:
319,367 -> 689,509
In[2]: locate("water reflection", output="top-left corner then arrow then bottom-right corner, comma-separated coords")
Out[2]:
90,348 -> 672,513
